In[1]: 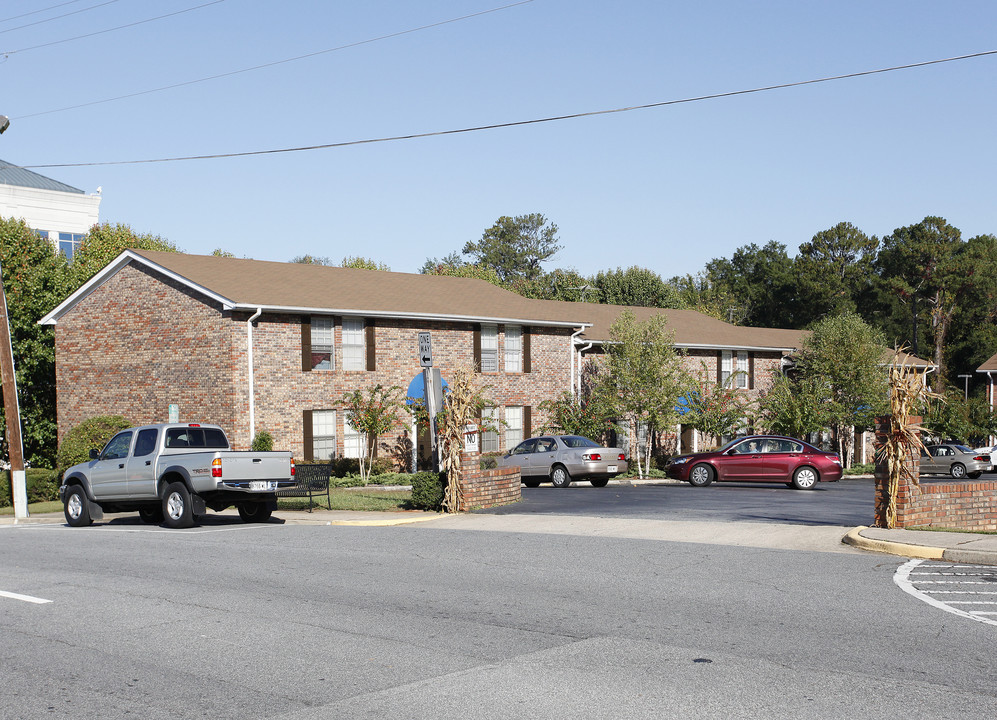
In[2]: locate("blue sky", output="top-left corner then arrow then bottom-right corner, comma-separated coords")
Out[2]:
2,0 -> 995,279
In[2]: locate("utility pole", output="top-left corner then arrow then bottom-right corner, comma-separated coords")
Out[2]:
0,261 -> 28,518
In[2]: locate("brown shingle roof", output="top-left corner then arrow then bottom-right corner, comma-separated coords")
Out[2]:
978,352 -> 997,372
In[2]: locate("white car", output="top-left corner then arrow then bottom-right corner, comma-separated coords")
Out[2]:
972,445 -> 997,472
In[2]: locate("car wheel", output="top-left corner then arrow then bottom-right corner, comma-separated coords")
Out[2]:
688,464 -> 713,487
237,503 -> 273,523
792,466 -> 818,490
63,485 -> 93,527
138,506 -> 164,524
968,471 -> 983,479
522,479 -> 542,488
950,463 -> 967,479
550,465 -> 572,488
590,478 -> 609,488
162,482 -> 194,529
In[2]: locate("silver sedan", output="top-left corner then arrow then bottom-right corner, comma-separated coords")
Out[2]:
920,444 -> 991,479
497,435 -> 628,488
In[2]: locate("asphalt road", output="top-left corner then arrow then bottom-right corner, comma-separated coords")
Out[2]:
490,476 -> 875,527
3,503 -> 996,719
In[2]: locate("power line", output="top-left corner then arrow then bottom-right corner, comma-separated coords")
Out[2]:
0,0 -> 122,35
15,0 -> 535,120
22,49 -> 997,170
1,0 -> 88,24
1,0 -> 224,55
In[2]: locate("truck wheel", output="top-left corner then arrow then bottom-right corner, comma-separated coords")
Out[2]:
162,482 -> 194,529
139,506 -> 164,524
64,485 -> 93,527
237,503 -> 273,523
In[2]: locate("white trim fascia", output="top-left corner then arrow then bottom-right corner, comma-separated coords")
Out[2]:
38,250 -> 235,325
579,339 -> 799,353
229,303 -> 590,329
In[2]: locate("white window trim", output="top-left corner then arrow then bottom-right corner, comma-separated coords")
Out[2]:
312,316 -> 334,371
343,411 -> 367,459
312,409 -> 337,461
504,325 -> 522,373
504,406 -> 523,449
480,324 -> 498,373
342,317 -> 365,371
481,406 -> 499,453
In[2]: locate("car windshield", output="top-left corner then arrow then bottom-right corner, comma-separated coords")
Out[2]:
718,437 -> 747,452
561,436 -> 599,448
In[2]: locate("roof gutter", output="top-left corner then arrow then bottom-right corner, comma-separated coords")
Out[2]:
247,307 -> 262,447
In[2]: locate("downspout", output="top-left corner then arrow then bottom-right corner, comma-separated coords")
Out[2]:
569,328 -> 586,399
246,307 -> 262,447
989,371 -> 995,445
576,342 -> 594,398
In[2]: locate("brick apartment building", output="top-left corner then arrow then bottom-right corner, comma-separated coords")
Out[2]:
40,249 -> 807,466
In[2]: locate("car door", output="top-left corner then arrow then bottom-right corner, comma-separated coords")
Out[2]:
921,447 -> 941,475
716,439 -> 764,481
126,427 -> 159,498
505,439 -> 539,477
530,437 -> 559,477
755,439 -> 800,481
89,430 -> 133,498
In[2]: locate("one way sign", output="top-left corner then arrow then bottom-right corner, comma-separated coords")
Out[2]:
418,332 -> 433,367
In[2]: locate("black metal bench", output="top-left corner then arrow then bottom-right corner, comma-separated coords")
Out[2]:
276,463 -> 332,511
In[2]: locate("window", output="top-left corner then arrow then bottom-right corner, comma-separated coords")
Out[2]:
165,427 -> 228,448
134,429 -> 159,457
480,324 -> 498,372
504,325 -> 522,373
342,317 -> 365,371
721,350 -> 732,386
736,350 -> 749,389
505,406 -> 523,449
481,406 -> 499,453
311,410 -> 337,461
102,432 -> 133,460
343,412 -> 366,459
310,317 -> 334,370
58,232 -> 84,261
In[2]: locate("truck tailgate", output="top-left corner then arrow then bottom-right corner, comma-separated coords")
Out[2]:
218,452 -> 293,483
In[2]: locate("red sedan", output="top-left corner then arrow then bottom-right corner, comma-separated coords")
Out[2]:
665,435 -> 843,490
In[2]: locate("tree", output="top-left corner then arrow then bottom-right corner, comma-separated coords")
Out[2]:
341,384 -> 406,484
704,241 -> 798,328
757,373 -> 830,440
510,268 -> 597,302
0,217 -> 71,467
793,222 -> 879,327
922,390 -> 997,445
291,254 -> 333,265
593,266 -> 684,308
462,213 -> 561,284
796,312 -> 889,466
69,222 -> 178,289
538,391 -> 615,442
681,363 -> 751,447
212,248 -> 235,258
420,257 -> 505,288
668,272 -> 747,324
340,256 -> 390,271
596,311 -> 690,477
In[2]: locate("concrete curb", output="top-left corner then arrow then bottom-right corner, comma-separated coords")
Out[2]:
842,526 -> 945,560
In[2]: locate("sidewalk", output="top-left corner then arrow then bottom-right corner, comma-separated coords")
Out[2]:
5,508 -> 997,566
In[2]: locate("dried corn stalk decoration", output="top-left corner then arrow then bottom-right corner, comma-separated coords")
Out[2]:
875,348 -> 941,528
437,366 -> 479,513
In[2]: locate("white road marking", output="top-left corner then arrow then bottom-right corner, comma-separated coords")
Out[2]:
0,590 -> 53,604
895,559 -> 997,627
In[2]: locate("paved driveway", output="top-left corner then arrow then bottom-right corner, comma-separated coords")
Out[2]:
482,477 -> 875,528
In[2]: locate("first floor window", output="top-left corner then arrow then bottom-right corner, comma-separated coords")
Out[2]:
311,317 -> 334,370
342,317 -> 365,371
312,410 -> 337,461
481,406 -> 499,453
504,406 -> 523,449
343,411 -> 366,459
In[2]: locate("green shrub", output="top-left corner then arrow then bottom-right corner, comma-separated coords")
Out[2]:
56,415 -> 132,476
480,452 -> 502,470
251,430 -> 274,452
0,468 -> 60,508
326,456 -> 394,478
407,472 -> 444,511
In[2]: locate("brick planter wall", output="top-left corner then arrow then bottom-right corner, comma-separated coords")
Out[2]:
457,449 -> 521,511
874,415 -> 997,531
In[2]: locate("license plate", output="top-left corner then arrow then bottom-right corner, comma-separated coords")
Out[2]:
250,481 -> 276,491
607,465 -> 618,473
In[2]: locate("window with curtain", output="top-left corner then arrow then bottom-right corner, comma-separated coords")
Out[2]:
311,317 -> 334,370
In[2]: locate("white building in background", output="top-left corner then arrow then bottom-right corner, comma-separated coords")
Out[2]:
0,159 -> 101,259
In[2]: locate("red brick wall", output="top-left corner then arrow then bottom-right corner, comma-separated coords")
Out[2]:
457,451 -> 521,510
54,263 -> 242,444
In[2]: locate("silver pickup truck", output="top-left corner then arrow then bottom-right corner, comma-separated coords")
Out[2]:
59,423 -> 297,528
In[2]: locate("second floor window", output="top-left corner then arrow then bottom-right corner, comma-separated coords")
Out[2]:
504,325 -> 522,373
311,317 -> 334,370
480,324 -> 498,372
342,317 -> 365,371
